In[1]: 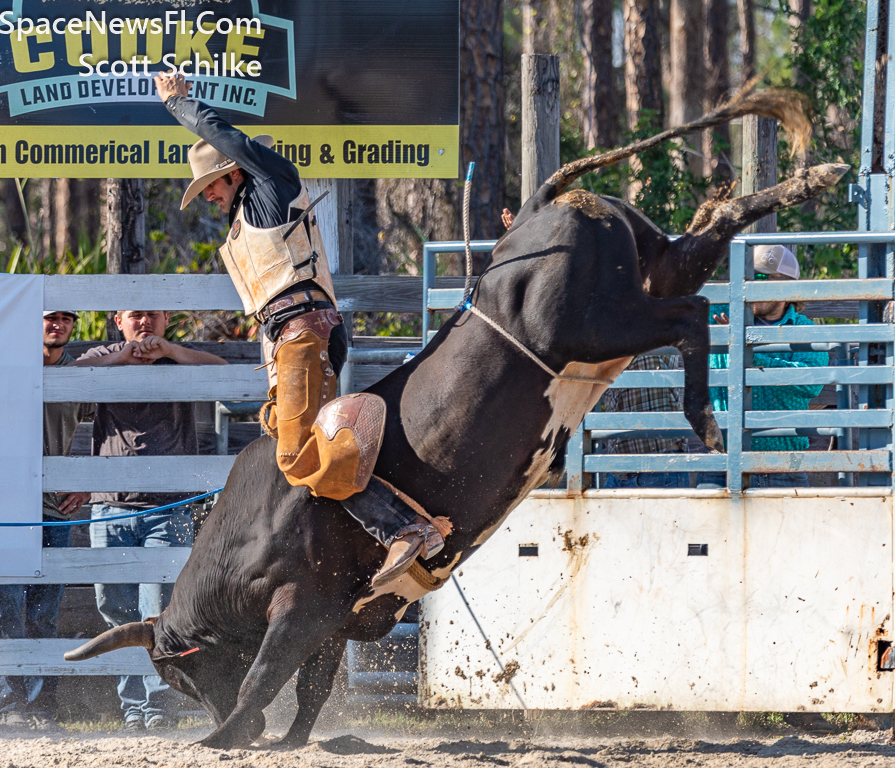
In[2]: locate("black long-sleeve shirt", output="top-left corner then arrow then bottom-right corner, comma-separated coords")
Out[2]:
165,94 -> 301,229
165,95 -> 348,372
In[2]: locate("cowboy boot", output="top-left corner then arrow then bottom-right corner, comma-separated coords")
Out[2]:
372,521 -> 445,588
339,476 -> 445,588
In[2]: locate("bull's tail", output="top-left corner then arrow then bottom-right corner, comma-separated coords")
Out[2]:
545,83 -> 811,199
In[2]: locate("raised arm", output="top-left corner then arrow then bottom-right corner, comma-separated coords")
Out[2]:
155,71 -> 296,186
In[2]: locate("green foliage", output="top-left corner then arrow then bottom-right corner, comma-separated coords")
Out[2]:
736,711 -> 787,731
149,230 -> 221,275
775,0 -> 866,278
354,312 -> 421,338
5,230 -> 109,340
560,111 -> 710,234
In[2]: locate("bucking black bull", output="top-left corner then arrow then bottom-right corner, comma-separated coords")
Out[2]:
65,89 -> 847,748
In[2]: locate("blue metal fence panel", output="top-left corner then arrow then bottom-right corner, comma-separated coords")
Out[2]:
743,278 -> 894,302
745,325 -> 895,344
858,0 -> 879,182
744,368 -> 892,386
584,454 -> 728,472
610,370 -> 728,387
583,410 -> 893,431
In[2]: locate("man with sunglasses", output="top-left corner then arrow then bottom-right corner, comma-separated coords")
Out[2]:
698,245 -> 827,489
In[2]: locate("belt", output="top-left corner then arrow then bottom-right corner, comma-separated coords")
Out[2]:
258,290 -> 332,324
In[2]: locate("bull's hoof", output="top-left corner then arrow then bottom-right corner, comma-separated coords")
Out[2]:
272,734 -> 311,749
197,732 -> 236,750
198,711 -> 265,750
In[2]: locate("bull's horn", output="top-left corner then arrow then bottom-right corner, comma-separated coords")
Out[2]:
64,621 -> 154,661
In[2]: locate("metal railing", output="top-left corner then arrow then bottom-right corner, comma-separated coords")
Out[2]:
423,232 -> 895,492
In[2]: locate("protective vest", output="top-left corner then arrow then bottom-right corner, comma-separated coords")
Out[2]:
219,186 -> 337,317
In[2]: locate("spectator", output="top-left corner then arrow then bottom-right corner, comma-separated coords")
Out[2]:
602,353 -> 690,489
72,310 -> 226,731
697,245 -> 827,489
0,311 -> 93,728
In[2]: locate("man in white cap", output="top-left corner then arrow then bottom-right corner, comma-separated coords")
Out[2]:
154,72 -> 444,587
699,245 -> 827,489
0,311 -> 93,728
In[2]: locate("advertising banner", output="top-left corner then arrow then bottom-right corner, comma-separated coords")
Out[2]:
0,0 -> 459,178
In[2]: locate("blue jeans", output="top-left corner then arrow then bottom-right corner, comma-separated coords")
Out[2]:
90,503 -> 193,724
604,472 -> 690,489
696,472 -> 810,489
0,523 -> 70,716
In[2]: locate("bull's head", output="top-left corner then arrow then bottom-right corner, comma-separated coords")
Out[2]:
64,622 -> 244,726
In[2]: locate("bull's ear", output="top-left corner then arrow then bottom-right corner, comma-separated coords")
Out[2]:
63,621 -> 155,661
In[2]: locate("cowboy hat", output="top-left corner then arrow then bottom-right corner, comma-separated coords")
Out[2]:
180,134 -> 274,210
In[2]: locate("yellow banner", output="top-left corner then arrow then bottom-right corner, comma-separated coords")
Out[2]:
0,124 -> 460,178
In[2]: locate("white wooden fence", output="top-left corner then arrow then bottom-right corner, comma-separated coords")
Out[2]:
0,271 -> 454,676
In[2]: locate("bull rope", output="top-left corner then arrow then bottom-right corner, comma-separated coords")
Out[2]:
0,489 -> 223,527
462,162 -> 475,305
458,163 -> 612,387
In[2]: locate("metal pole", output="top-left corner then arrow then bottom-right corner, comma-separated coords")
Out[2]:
336,178 -> 354,396
727,241 -> 752,491
214,403 -> 229,456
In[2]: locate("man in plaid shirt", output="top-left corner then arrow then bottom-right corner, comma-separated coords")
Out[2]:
602,353 -> 689,488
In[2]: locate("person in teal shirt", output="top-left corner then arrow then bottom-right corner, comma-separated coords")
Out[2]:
698,245 -> 828,488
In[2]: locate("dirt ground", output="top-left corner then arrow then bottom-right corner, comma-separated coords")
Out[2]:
3,710 -> 895,768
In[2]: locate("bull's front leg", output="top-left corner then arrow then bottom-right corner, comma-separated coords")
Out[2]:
199,585 -> 341,750
672,295 -> 724,453
276,635 -> 347,747
594,294 -> 724,452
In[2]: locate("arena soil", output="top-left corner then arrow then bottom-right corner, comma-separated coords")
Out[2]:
3,713 -> 895,767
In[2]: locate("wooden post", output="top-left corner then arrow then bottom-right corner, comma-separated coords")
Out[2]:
54,179 -> 71,262
739,115 -> 775,489
39,179 -> 52,262
522,1 -> 536,54
741,115 -> 777,233
521,54 -> 560,204
104,178 -> 145,340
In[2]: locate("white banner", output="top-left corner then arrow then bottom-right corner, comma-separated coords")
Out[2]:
0,274 -> 43,577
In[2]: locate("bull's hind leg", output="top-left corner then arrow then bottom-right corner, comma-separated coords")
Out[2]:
199,585 -> 342,750
276,635 -> 347,747
647,163 -> 848,298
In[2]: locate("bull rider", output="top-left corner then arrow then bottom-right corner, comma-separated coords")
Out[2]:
154,71 -> 445,588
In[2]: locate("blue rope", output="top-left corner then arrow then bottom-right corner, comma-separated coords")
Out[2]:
0,489 -> 224,528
